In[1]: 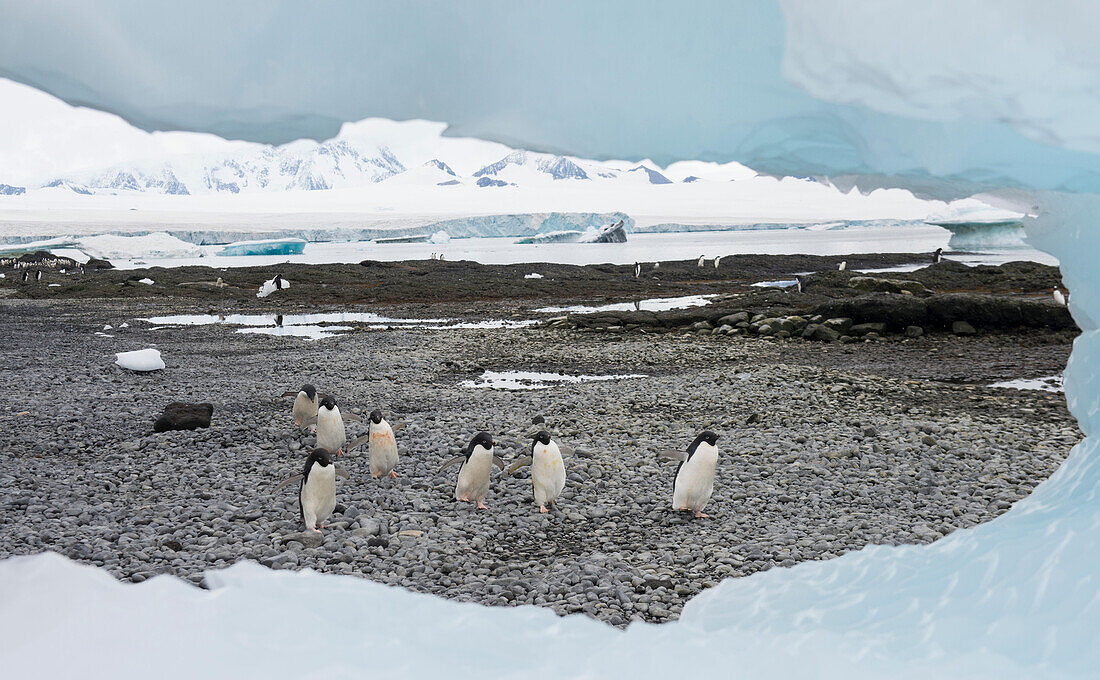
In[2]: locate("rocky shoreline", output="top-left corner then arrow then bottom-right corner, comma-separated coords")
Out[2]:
0,264 -> 1078,626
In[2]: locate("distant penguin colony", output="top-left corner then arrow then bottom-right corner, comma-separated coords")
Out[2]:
276,383 -> 726,528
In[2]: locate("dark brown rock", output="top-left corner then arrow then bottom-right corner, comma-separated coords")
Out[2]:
153,402 -> 214,432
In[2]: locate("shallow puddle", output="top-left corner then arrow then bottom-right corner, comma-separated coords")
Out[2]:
460,370 -> 646,390
534,294 -> 716,314
138,312 -> 534,340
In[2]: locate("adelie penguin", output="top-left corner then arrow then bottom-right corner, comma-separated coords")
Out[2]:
274,448 -> 349,532
506,431 -> 577,513
932,247 -> 943,264
346,409 -> 406,479
281,383 -> 319,429
438,432 -> 505,509
659,431 -> 720,518
303,395 -> 363,456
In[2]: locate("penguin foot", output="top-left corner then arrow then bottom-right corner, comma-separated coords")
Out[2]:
388,470 -> 399,479
477,501 -> 489,510
310,527 -> 322,533
539,505 -> 549,513
693,511 -> 710,519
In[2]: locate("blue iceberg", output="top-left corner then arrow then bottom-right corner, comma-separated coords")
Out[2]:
218,238 -> 307,257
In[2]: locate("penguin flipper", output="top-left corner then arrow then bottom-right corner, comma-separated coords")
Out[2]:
438,456 -> 465,472
335,467 -> 350,480
505,456 -> 533,476
343,413 -> 365,423
273,474 -> 304,493
281,390 -> 298,397
658,449 -> 688,462
493,456 -> 506,471
346,434 -> 369,451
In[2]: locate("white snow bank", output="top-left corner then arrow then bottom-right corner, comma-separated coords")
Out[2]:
78,232 -> 202,260
114,348 -> 164,371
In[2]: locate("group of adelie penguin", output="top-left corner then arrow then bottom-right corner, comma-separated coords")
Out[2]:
274,384 -> 723,532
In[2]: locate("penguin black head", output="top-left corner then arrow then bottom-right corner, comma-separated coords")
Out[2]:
687,430 -> 720,456
319,395 -> 337,411
301,384 -> 317,400
531,430 -> 552,447
468,431 -> 494,454
305,448 -> 334,470
370,409 -> 383,424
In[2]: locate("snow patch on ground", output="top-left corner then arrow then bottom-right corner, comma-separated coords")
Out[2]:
988,374 -> 1065,392
460,370 -> 647,390
535,294 -> 716,314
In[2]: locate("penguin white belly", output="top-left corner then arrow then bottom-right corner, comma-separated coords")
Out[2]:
292,394 -> 317,426
300,463 -> 336,530
532,444 -> 566,506
316,409 -> 345,453
455,449 -> 493,501
369,428 -> 399,477
673,447 -> 718,512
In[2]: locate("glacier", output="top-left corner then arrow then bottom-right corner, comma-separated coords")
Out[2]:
1,2 -> 1100,679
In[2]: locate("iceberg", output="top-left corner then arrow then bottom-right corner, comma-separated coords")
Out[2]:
429,230 -> 451,244
218,238 -> 306,256
114,348 -> 164,372
926,199 -> 1029,249
78,233 -> 202,260
578,220 -> 628,243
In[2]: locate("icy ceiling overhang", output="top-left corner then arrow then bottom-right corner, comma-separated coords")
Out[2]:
1,1 -> 1098,197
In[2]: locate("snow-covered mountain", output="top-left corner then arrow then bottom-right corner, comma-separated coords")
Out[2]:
0,76 -> 762,196
0,76 -> 943,232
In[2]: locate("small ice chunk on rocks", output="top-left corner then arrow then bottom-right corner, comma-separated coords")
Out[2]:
257,275 -> 290,298
115,348 -> 165,372
138,278 -> 154,285
524,273 -> 544,279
